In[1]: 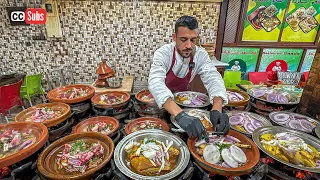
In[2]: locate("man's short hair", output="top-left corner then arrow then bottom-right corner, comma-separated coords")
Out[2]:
175,16 -> 198,33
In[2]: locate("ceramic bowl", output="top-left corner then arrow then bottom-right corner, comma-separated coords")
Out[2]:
226,89 -> 250,107
47,84 -> 95,104
0,122 -> 48,168
73,116 -> 119,137
37,132 -> 114,180
125,117 -> 170,135
187,130 -> 260,176
91,91 -> 130,109
15,102 -> 71,128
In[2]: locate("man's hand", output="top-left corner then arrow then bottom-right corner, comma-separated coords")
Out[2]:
175,111 -> 209,142
210,110 -> 230,134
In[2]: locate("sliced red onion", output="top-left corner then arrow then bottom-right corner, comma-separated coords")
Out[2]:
226,135 -> 241,143
234,92 -> 244,100
209,135 -> 218,139
294,115 -> 308,120
288,120 -> 304,130
251,119 -> 264,129
196,95 -> 207,102
300,119 -> 315,132
227,91 -> 244,102
272,113 -> 290,124
253,89 -> 265,98
229,94 -> 239,101
244,120 -> 255,133
195,139 -> 207,147
221,162 -> 231,168
19,140 -> 33,150
191,98 -> 202,106
195,95 -> 206,103
229,115 -> 244,125
221,149 -> 239,168
266,93 -> 277,103
209,135 -> 219,143
276,94 -> 288,104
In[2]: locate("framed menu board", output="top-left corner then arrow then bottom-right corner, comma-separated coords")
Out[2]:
281,0 -> 320,42
258,48 -> 303,72
221,47 -> 260,79
242,0 -> 288,42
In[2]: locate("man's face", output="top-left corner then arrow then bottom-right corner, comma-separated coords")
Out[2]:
235,62 -> 239,65
172,27 -> 198,58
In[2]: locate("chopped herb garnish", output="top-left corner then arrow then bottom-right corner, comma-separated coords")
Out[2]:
70,140 -> 85,154
217,143 -> 231,153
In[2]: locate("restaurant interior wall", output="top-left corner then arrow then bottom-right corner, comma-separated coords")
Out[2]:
0,0 -> 220,92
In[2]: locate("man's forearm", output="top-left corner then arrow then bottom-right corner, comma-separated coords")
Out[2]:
163,98 -> 183,117
211,97 -> 223,112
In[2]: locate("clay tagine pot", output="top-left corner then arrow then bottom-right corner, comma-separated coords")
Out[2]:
95,59 -> 115,87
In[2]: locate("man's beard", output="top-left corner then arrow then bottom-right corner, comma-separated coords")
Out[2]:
176,47 -> 194,58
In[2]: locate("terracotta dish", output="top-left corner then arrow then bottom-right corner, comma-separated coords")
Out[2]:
135,89 -> 157,106
125,117 -> 170,135
73,116 -> 119,137
91,91 -> 130,109
0,122 -> 48,168
47,84 -> 95,104
187,130 -> 260,176
37,132 -> 114,180
15,102 -> 71,128
226,89 -> 250,107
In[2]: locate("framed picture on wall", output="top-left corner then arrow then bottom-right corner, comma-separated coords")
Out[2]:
221,47 -> 260,79
258,48 -> 304,72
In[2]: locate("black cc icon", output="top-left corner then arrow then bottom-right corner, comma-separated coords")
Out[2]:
11,11 -> 25,21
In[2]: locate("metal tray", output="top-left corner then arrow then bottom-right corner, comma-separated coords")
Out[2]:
314,125 -> 320,139
170,108 -> 210,133
269,111 -> 319,133
252,126 -> 320,173
247,87 -> 300,105
114,129 -> 190,180
173,91 -> 210,108
226,110 -> 273,136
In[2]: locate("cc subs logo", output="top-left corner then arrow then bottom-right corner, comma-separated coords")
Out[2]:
11,11 -> 25,21
8,8 -> 46,24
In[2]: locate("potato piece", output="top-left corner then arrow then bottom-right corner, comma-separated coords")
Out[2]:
128,146 -> 139,160
300,150 -> 313,159
199,144 -> 207,149
278,154 -> 289,162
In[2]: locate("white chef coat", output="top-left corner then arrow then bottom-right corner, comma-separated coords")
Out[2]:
272,66 -> 282,71
231,65 -> 241,71
148,43 -> 228,108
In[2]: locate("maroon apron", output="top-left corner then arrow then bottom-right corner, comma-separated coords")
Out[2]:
165,48 -> 194,92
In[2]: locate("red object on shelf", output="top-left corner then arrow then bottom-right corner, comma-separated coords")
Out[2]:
0,80 -> 23,116
248,72 -> 268,84
267,71 -> 278,81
